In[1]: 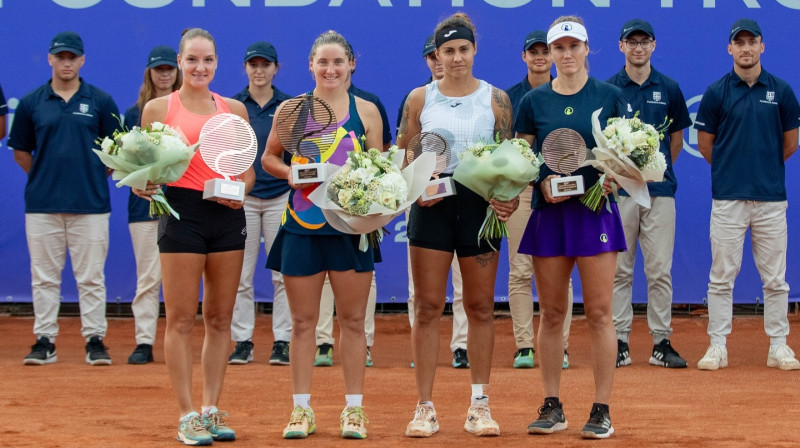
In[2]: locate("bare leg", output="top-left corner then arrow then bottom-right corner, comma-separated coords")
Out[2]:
458,251 -> 499,385
532,256 -> 573,398
329,270 -> 373,394
284,272 -> 326,394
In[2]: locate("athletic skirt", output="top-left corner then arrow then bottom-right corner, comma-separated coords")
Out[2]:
266,229 -> 375,276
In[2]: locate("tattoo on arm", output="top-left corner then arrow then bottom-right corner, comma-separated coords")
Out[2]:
492,87 -> 513,141
472,252 -> 496,268
398,100 -> 410,139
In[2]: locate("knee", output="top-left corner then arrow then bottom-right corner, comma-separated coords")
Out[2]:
291,314 -> 317,335
539,306 -> 567,328
584,308 -> 612,330
204,312 -> 232,333
166,314 -> 196,335
463,300 -> 494,324
337,312 -> 366,334
414,298 -> 443,325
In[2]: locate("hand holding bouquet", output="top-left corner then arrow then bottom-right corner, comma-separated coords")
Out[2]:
307,146 -> 436,250
453,136 -> 542,250
94,122 -> 200,218
580,108 -> 669,212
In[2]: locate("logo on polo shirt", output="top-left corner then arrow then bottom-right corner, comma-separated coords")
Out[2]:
761,91 -> 778,105
653,92 -> 661,102
73,103 -> 94,117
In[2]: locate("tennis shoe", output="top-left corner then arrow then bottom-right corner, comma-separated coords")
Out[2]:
767,344 -> 800,370
177,412 -> 213,446
527,399 -> 567,434
340,406 -> 369,439
24,337 -> 57,365
283,406 -> 316,439
405,404 -> 439,438
464,404 -> 500,436
581,404 -> 614,439
697,344 -> 727,370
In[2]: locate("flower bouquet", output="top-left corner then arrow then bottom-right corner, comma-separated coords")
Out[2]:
94,122 -> 200,219
307,146 -> 436,251
452,136 -> 542,250
580,108 -> 669,213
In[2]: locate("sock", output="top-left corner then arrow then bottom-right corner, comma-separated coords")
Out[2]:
419,401 -> 434,409
345,394 -> 363,408
593,403 -> 610,414
471,384 -> 489,407
293,394 -> 311,409
201,406 -> 217,416
545,396 -> 560,407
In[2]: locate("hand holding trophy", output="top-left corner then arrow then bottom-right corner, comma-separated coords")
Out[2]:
275,93 -> 337,184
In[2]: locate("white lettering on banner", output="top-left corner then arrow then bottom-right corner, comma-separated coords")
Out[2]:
262,0 -> 316,4
52,0 -> 102,8
552,0 -> 609,6
329,0 -> 393,5
193,0 -> 249,5
683,95 -> 703,159
483,0 -> 532,7
703,0 -> 761,6
126,0 -> 174,7
776,0 -> 800,8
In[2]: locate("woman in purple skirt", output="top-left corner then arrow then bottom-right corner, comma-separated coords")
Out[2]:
514,16 -> 629,440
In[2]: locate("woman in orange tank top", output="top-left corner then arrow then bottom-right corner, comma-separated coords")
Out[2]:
134,28 -> 254,446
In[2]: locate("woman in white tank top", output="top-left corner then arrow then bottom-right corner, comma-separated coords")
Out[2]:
397,12 -> 519,439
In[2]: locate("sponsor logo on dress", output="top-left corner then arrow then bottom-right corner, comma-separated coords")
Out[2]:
653,91 -> 662,102
564,107 -> 574,116
627,103 -> 633,113
600,233 -> 608,243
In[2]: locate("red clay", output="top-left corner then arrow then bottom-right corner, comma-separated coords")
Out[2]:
1,312 -> 798,447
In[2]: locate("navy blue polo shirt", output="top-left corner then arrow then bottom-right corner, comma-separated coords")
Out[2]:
395,76 -> 434,136
349,83 -> 391,145
515,78 -> 629,209
8,79 -> 121,214
694,68 -> 800,201
607,66 -> 692,197
232,85 -> 292,199
507,74 -> 556,121
0,83 -> 7,116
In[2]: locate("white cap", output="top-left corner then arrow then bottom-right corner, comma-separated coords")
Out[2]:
547,21 -> 588,44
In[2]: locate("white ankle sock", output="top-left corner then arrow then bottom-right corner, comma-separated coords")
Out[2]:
345,394 -> 363,408
471,384 -> 489,406
293,394 -> 311,409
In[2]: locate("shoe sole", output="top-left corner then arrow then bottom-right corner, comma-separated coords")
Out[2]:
465,423 -> 500,437
269,359 -> 290,366
528,421 -> 568,434
452,362 -> 469,369
314,359 -> 333,367
228,358 -> 252,365
210,433 -> 236,441
581,426 -> 614,439
405,426 -> 439,438
127,356 -> 154,365
697,360 -> 727,370
23,356 -> 57,365
283,425 -> 316,439
649,356 -> 687,368
177,433 -> 213,446
342,430 -> 367,439
616,357 -> 632,367
767,358 -> 800,370
86,355 -> 111,366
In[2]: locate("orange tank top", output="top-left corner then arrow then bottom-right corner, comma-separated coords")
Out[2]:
165,90 -> 232,191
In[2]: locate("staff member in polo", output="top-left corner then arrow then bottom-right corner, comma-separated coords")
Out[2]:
9,31 -> 120,366
607,19 -> 692,370
694,18 -> 800,371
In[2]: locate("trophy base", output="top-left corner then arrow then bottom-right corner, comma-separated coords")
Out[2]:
421,177 -> 456,201
292,163 -> 327,184
203,178 -> 245,201
550,175 -> 585,197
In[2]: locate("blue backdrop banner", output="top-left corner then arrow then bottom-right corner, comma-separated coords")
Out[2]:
1,1 -> 799,305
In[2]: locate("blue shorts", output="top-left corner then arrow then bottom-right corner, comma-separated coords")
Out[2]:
266,229 -> 375,276
157,187 -> 246,254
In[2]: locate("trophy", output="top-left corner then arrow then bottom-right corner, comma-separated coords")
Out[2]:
406,131 -> 455,201
541,128 -> 587,197
198,113 -> 258,201
275,94 -> 337,184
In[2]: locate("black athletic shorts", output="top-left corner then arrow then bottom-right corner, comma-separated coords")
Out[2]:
407,179 -> 500,257
157,187 -> 246,254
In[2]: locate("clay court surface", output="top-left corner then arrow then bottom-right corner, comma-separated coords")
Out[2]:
2,311 -> 799,447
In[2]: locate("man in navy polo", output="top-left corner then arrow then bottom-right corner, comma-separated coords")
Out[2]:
695,18 -> 800,371
9,31 -> 120,366
505,30 -> 574,371
0,83 -> 7,140
607,19 -> 692,369
228,41 -> 293,366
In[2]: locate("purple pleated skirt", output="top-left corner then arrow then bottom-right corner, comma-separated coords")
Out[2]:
518,199 -> 627,257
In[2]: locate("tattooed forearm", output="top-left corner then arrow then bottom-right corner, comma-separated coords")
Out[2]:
473,252 -> 496,268
398,100 -> 410,140
492,87 -> 513,141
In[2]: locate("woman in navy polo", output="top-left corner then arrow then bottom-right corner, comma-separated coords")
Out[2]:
123,45 -> 182,365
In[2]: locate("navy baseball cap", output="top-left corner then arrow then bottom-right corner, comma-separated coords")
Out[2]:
49,31 -> 84,56
422,35 -> 435,57
620,19 -> 655,40
146,45 -> 178,69
523,30 -> 547,50
244,41 -> 278,63
730,18 -> 762,41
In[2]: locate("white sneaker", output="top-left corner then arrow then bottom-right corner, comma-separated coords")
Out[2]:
464,405 -> 500,436
406,404 -> 439,438
767,344 -> 800,370
697,344 -> 728,370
